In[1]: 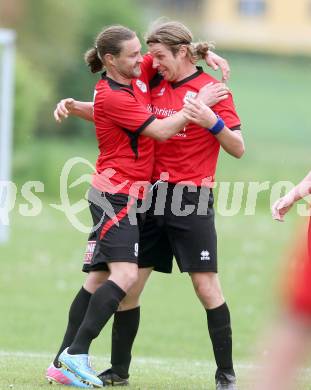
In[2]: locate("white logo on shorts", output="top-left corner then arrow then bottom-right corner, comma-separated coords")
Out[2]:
84,240 -> 96,264
134,243 -> 139,257
200,250 -> 210,261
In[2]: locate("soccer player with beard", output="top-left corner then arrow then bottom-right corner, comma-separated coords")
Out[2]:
51,22 -> 240,389
133,21 -> 243,390
46,24 -> 211,388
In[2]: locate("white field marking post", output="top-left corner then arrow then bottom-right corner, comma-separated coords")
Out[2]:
0,29 -> 16,243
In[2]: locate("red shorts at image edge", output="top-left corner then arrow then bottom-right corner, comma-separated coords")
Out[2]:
289,218 -> 311,316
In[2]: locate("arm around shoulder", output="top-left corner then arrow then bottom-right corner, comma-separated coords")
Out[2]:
141,110 -> 187,141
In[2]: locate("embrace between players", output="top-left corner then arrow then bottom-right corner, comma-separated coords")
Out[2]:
47,20 -> 245,389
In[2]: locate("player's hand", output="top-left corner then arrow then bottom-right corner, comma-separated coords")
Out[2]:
54,98 -> 75,123
183,98 -> 218,128
206,51 -> 230,82
271,193 -> 296,222
196,82 -> 229,107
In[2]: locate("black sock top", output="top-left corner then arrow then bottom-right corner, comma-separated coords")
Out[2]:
106,280 -> 126,301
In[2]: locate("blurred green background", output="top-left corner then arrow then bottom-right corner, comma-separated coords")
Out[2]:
0,1 -> 310,389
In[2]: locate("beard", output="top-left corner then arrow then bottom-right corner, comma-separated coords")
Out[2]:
131,64 -> 142,78
117,63 -> 141,79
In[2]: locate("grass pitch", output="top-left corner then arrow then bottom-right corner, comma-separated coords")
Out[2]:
1,351 -> 310,389
0,205 -> 305,389
1,53 -> 311,388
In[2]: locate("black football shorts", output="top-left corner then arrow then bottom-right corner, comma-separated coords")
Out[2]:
138,183 -> 217,273
82,186 -> 144,273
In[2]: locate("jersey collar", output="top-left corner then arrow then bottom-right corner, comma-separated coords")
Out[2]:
171,67 -> 203,89
101,72 -> 133,90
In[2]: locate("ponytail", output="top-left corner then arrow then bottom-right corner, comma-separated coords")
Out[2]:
84,25 -> 136,74
84,47 -> 103,73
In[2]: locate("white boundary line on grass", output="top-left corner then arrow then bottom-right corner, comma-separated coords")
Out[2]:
2,350 -> 311,378
0,350 -> 257,370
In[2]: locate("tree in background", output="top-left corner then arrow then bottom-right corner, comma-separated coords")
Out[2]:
0,0 -> 144,143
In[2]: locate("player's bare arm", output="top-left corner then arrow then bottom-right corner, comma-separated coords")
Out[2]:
53,94 -> 188,141
54,99 -> 93,123
272,170 -> 311,222
53,86 -> 228,125
141,109 -> 188,141
142,80 -> 231,141
215,129 -> 244,159
206,50 -> 230,82
183,98 -> 245,158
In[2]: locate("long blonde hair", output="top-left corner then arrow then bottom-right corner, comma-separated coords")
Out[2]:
146,20 -> 212,64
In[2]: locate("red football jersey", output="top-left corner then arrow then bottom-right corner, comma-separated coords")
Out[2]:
92,67 -> 156,199
150,68 -> 241,186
